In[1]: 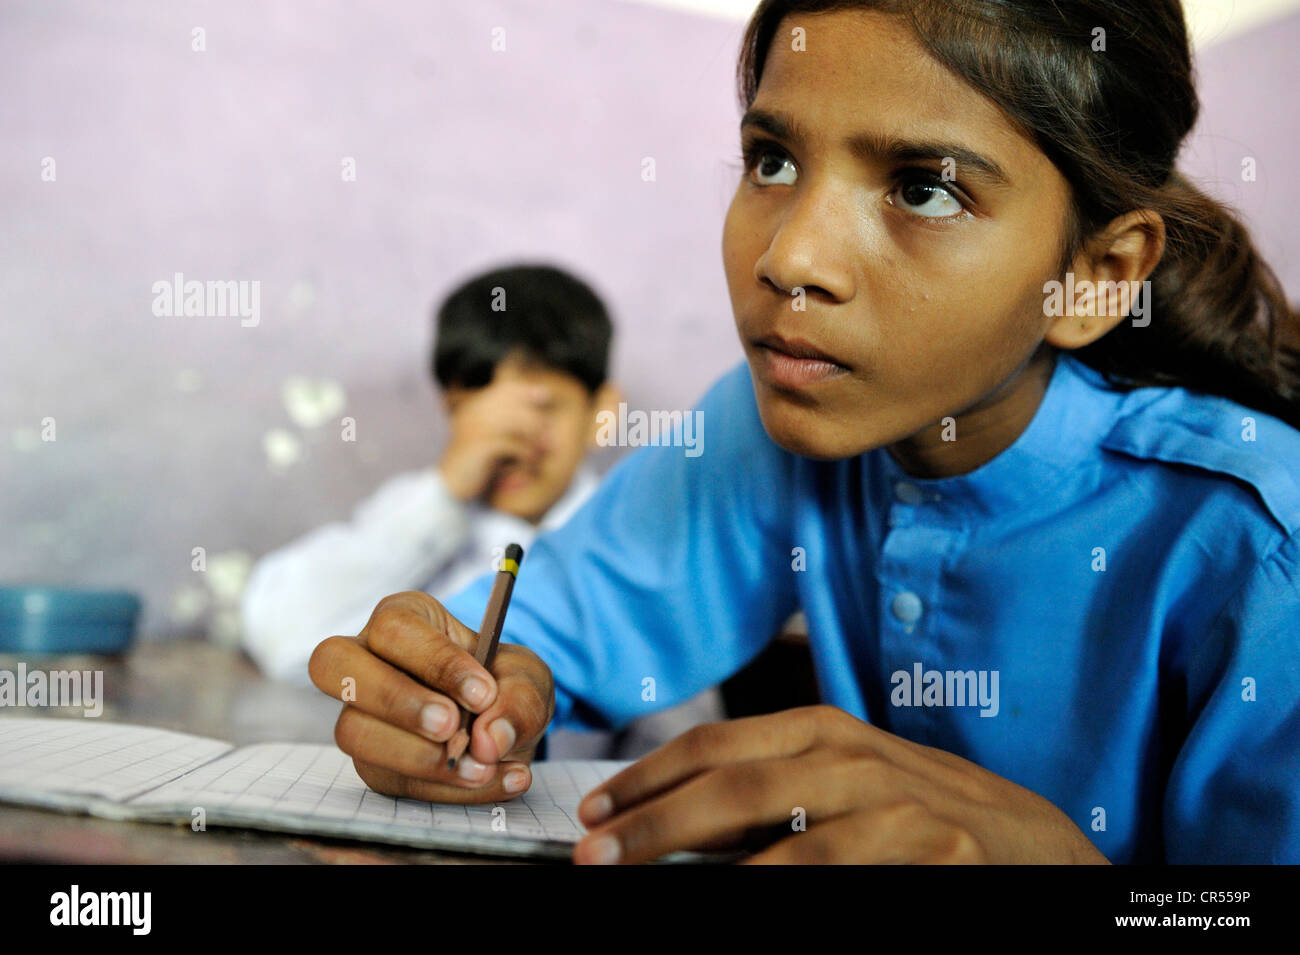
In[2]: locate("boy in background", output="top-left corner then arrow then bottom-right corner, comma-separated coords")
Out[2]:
241,263 -> 726,755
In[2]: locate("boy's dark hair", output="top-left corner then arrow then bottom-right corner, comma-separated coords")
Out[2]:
432,264 -> 613,394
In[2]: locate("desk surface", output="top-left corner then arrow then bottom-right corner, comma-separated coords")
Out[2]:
0,640 -> 531,864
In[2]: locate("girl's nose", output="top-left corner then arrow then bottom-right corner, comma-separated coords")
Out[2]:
753,194 -> 855,304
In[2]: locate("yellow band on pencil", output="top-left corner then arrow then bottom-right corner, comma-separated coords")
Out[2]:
500,558 -> 519,576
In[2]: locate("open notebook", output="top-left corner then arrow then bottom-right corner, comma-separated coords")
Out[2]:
0,717 -> 669,862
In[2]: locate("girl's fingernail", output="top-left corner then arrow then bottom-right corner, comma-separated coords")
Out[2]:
582,834 -> 621,865
488,719 -> 516,756
461,677 -> 489,706
421,703 -> 453,737
456,754 -> 491,782
504,769 -> 529,794
583,792 -> 613,824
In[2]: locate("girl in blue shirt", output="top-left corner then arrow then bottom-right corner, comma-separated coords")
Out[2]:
309,0 -> 1300,863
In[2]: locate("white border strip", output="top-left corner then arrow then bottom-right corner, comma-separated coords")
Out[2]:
615,0 -> 1300,48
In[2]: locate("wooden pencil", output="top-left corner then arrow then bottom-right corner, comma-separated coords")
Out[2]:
445,542 -> 523,769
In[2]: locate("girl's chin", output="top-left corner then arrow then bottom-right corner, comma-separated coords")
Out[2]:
755,400 -> 879,461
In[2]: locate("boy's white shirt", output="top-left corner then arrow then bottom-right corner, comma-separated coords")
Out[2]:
240,464 -> 601,685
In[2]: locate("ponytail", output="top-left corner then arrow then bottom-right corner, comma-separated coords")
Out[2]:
1074,171 -> 1300,430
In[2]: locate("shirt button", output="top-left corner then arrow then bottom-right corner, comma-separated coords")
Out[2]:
894,481 -> 924,505
891,591 -> 923,625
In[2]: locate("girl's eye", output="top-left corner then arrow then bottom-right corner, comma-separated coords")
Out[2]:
741,142 -> 797,187
740,144 -> 970,221
890,171 -> 967,219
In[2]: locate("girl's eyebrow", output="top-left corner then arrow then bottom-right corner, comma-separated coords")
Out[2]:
740,107 -> 1012,188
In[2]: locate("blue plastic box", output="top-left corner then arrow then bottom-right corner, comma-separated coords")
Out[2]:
0,587 -> 142,654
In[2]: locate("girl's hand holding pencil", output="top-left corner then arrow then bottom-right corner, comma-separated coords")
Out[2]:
309,583 -> 554,804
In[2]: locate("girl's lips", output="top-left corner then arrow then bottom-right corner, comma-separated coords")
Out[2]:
754,341 -> 850,389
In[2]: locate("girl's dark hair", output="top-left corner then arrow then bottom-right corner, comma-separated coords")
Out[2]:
738,0 -> 1300,429
433,263 -> 612,393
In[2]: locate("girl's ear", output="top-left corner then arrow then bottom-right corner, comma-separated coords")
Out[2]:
1045,209 -> 1166,351
586,381 -> 624,446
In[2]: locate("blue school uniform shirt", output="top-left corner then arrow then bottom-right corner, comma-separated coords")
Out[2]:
443,351 -> 1300,864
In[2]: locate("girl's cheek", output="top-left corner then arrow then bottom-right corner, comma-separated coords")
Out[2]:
723,201 -> 767,273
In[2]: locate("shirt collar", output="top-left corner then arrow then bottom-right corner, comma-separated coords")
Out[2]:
876,351 -> 1122,520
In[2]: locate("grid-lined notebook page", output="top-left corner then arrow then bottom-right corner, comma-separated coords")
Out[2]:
0,717 -> 233,805
131,742 -> 632,857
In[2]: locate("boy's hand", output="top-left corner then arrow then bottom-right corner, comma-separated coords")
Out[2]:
309,591 -> 555,804
437,379 -> 553,502
572,705 -> 1110,864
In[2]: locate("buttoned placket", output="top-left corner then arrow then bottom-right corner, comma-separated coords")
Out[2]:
875,476 -> 969,744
